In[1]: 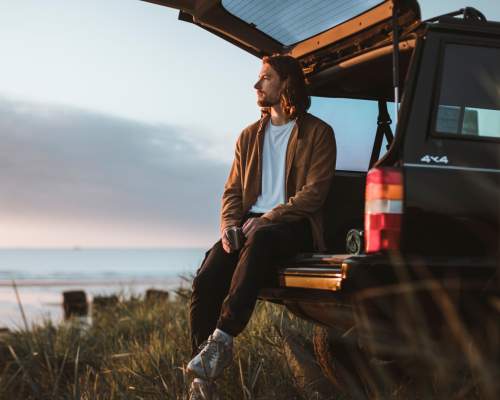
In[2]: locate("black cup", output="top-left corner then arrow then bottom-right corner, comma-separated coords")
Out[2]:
225,226 -> 245,251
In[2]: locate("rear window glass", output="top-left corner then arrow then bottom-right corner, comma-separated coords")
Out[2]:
309,97 -> 396,171
434,44 -> 500,139
221,0 -> 383,46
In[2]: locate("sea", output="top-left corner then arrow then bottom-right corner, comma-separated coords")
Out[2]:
0,248 -> 206,329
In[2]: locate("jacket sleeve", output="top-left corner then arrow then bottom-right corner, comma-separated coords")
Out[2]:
220,133 -> 245,234
262,126 -> 336,222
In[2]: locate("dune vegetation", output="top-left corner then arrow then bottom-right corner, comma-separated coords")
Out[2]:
0,279 -> 498,399
0,284 -> 322,400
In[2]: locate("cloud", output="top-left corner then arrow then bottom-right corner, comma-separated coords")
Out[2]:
0,96 -> 231,247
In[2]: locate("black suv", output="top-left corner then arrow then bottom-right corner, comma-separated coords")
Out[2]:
145,0 -> 499,393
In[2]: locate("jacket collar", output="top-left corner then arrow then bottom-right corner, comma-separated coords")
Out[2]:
257,112 -> 308,136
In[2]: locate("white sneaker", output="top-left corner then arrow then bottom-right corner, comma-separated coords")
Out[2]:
187,335 -> 233,380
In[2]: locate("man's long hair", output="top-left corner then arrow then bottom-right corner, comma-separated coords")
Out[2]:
262,54 -> 310,119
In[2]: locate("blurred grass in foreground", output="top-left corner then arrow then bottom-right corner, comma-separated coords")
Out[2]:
0,279 -> 498,400
0,285 -> 324,400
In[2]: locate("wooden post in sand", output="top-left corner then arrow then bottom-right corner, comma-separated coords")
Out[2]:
145,289 -> 169,303
62,290 -> 88,320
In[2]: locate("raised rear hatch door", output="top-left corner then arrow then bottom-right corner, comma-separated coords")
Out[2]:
142,0 -> 420,60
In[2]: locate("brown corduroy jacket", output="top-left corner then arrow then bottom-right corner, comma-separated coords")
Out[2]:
221,112 -> 336,251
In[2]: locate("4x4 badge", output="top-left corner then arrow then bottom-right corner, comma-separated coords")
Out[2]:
420,155 -> 449,164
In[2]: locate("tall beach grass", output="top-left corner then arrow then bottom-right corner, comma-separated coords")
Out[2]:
0,277 -> 498,400
0,285 -> 326,400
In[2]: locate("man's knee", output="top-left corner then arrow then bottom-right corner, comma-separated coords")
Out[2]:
192,267 -> 209,292
192,240 -> 233,291
244,226 -> 276,249
193,241 -> 220,287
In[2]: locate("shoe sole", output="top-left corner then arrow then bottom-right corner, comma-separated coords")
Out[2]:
186,362 -> 211,380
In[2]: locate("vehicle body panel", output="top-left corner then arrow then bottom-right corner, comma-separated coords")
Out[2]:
400,27 -> 500,256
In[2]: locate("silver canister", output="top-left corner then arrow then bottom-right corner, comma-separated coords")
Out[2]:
225,226 -> 245,251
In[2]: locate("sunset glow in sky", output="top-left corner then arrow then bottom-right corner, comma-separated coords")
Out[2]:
1,0 -> 498,248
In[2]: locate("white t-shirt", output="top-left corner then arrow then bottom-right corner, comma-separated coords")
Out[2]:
250,119 -> 296,213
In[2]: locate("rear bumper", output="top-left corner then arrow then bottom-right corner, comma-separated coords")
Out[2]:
343,254 -> 499,290
259,253 -> 498,328
271,253 -> 498,294
260,252 -> 499,304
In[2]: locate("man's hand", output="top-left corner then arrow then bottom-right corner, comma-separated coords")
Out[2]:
242,217 -> 271,239
221,228 -> 234,253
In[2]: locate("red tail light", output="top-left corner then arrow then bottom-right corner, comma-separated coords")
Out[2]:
365,167 -> 403,253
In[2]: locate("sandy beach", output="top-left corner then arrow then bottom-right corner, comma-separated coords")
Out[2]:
0,277 -> 188,329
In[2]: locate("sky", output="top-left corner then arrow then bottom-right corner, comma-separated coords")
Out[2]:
0,0 -> 499,248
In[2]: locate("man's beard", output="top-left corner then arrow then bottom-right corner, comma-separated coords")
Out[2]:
257,94 -> 280,107
257,99 -> 280,107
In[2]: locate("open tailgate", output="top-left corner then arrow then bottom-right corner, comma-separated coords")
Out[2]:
141,0 -> 420,57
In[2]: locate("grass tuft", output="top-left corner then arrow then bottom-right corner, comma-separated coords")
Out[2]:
0,290 -> 324,400
0,281 -> 498,399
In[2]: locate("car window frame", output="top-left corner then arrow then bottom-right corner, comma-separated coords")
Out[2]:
429,37 -> 500,144
309,96 -> 395,172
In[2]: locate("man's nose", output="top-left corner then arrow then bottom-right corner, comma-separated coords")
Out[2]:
253,80 -> 261,90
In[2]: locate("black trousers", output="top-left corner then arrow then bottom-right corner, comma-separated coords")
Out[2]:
189,213 -> 313,355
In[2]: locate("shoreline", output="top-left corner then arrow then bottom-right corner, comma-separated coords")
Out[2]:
0,277 -> 189,329
0,277 -> 185,287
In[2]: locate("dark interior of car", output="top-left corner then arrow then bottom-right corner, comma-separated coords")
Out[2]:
323,172 -> 366,253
